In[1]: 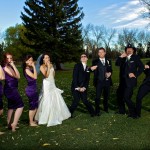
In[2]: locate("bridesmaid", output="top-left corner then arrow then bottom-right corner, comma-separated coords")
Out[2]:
0,65 -> 5,135
22,55 -> 38,126
2,52 -> 24,132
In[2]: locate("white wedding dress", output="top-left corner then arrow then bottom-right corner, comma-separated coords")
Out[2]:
35,67 -> 71,127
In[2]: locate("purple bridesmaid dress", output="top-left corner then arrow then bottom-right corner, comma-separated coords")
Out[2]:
0,81 -> 3,110
24,69 -> 38,110
3,69 -> 24,109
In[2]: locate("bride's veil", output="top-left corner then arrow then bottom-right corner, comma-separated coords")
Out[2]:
35,54 -> 43,74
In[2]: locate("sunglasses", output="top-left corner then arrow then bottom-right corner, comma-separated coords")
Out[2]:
81,55 -> 87,58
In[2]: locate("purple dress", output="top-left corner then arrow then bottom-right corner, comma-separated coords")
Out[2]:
3,68 -> 24,109
24,69 -> 38,110
0,81 -> 3,110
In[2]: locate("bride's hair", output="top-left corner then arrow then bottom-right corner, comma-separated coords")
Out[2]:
40,53 -> 51,66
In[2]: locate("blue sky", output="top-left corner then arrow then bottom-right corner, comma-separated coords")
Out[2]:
0,0 -> 149,32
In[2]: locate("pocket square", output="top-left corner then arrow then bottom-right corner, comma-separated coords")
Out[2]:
130,61 -> 134,63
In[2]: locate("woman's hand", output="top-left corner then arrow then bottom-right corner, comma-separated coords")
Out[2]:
9,61 -> 15,67
31,62 -> 35,67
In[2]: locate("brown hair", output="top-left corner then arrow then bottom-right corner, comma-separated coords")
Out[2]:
80,53 -> 88,58
22,55 -> 33,75
1,52 -> 13,67
98,47 -> 106,52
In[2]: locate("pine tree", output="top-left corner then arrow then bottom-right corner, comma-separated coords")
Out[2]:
21,0 -> 84,69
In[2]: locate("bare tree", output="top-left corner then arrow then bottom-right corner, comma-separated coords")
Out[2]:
82,24 -> 93,41
91,25 -> 104,48
82,24 -> 93,52
117,28 -> 138,50
140,0 -> 150,26
137,30 -> 150,50
101,27 -> 116,51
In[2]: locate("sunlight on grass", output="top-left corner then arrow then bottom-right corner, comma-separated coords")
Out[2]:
0,59 -> 150,149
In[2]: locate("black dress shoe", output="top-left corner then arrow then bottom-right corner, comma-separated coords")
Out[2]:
127,114 -> 137,119
91,114 -> 95,117
96,113 -> 101,116
104,110 -> 109,113
136,114 -> 141,118
115,111 -> 125,115
70,114 -> 74,118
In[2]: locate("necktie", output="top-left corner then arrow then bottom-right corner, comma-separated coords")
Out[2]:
101,59 -> 105,66
126,56 -> 130,62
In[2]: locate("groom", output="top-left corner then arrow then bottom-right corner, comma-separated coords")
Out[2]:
92,47 -> 112,116
69,53 -> 97,117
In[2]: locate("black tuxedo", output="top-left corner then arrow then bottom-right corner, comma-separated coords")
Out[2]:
70,63 -> 95,116
115,54 -> 144,117
136,61 -> 150,117
92,58 -> 112,114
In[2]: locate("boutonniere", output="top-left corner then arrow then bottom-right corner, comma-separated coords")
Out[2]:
107,60 -> 111,66
107,60 -> 109,64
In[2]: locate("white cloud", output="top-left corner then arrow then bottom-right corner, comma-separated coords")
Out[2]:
114,18 -> 150,29
95,0 -> 149,29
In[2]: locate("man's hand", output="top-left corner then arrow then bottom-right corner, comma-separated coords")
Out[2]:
129,73 -> 136,78
120,52 -> 127,58
91,65 -> 98,71
105,72 -> 111,78
75,87 -> 80,91
79,87 -> 86,92
145,65 -> 149,69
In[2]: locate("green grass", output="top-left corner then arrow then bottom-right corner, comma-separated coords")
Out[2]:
0,59 -> 150,150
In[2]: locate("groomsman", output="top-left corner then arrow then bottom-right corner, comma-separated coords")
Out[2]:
115,43 -> 144,118
70,53 -> 97,117
92,47 -> 112,116
136,61 -> 150,118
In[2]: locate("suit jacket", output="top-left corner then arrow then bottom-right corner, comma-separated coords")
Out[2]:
71,63 -> 90,91
92,58 -> 112,87
143,61 -> 150,84
115,54 -> 144,87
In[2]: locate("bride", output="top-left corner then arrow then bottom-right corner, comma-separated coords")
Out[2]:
35,53 -> 71,127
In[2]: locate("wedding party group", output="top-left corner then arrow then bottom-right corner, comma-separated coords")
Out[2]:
0,43 -> 150,134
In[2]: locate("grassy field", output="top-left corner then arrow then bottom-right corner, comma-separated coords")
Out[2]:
0,59 -> 150,150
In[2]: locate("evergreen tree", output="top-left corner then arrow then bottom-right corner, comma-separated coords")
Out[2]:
21,0 -> 84,69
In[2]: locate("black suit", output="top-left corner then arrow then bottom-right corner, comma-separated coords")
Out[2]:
116,54 -> 144,117
92,58 -> 112,114
70,63 -> 95,116
136,61 -> 150,117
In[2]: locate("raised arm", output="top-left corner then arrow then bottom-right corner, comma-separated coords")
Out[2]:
115,52 -> 127,66
25,62 -> 37,79
0,65 -> 5,80
4,61 -> 20,79
40,61 -> 52,78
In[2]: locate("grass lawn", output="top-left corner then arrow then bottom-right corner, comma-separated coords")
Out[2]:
0,59 -> 150,150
